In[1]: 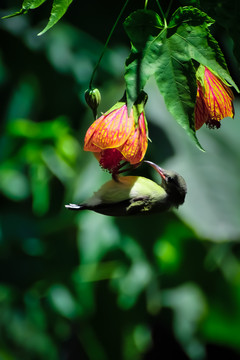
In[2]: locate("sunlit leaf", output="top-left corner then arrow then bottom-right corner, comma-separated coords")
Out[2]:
38,0 -> 73,36
124,6 -> 238,149
1,9 -> 27,19
22,0 -> 47,9
2,0 -> 47,19
148,29 -> 200,148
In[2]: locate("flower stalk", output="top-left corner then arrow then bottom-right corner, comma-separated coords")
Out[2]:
89,0 -> 130,89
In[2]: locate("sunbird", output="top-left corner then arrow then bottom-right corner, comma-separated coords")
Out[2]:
65,161 -> 187,216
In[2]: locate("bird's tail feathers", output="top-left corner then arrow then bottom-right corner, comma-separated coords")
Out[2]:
65,203 -> 86,211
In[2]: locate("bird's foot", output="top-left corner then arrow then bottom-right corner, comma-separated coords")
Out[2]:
112,161 -> 142,181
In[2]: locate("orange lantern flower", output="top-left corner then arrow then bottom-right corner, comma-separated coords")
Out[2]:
195,66 -> 234,130
84,93 -> 148,173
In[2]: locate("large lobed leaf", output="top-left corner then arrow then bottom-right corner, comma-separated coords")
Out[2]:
151,29 -> 200,147
170,7 -> 238,88
124,6 -> 238,149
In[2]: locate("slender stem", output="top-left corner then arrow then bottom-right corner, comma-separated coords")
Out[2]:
155,0 -> 167,27
165,0 -> 173,20
89,0 -> 130,89
144,0 -> 148,9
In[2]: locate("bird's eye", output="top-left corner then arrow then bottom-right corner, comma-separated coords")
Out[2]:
166,176 -> 178,186
167,176 -> 174,182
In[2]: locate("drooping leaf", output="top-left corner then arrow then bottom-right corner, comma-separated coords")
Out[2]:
22,0 -> 47,9
148,30 -> 200,148
124,10 -> 164,111
169,7 -> 239,90
125,9 -> 201,148
1,8 -> 27,19
125,49 -> 157,113
124,6 -> 239,149
38,0 -> 73,36
2,0 -> 47,19
3,0 -> 73,34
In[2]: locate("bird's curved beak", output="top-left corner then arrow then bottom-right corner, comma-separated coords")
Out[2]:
144,160 -> 166,180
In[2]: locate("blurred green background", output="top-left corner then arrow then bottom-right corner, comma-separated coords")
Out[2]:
1,1 -> 240,359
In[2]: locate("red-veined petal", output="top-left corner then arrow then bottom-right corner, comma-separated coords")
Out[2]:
195,83 -> 209,130
84,115 -> 105,152
91,105 -> 134,149
204,68 -> 234,121
121,112 -> 148,164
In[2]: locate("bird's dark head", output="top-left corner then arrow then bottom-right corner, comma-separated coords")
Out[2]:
144,161 -> 187,207
160,169 -> 187,206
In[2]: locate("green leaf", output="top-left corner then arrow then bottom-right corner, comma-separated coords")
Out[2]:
22,0 -> 47,10
2,0 -> 47,19
38,0 -> 73,36
170,8 -> 239,91
145,29 -> 202,149
169,6 -> 215,27
124,9 -> 164,111
124,6 -> 238,149
124,9 -> 163,51
1,8 -> 27,19
155,39 -> 199,147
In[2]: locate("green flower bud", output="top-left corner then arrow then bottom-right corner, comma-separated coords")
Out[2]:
85,88 -> 101,111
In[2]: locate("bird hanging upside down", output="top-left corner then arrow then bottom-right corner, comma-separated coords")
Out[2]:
65,161 -> 187,216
